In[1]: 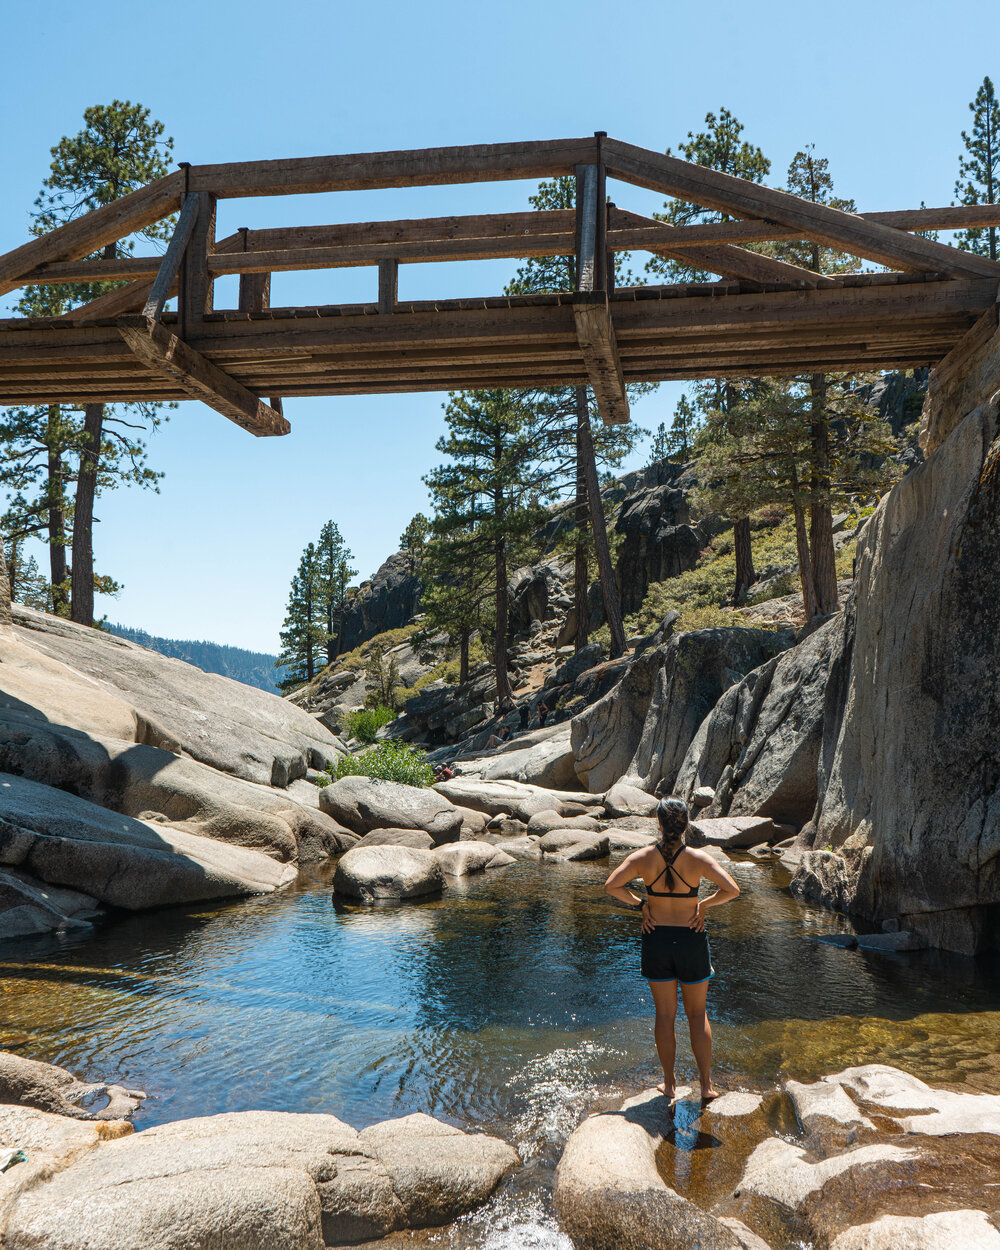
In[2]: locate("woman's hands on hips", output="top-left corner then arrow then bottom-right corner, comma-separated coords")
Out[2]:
688,902 -> 706,932
640,902 -> 655,933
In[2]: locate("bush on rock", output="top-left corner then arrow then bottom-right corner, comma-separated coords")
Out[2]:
334,742 -> 435,788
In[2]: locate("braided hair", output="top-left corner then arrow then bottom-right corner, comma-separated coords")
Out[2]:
656,797 -> 690,867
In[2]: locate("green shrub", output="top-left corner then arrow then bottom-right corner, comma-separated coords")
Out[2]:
346,705 -> 396,744
334,741 -> 435,788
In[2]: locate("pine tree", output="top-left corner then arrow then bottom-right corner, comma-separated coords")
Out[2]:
314,520 -> 356,666
647,395 -> 700,464
399,513 -> 430,574
276,543 -> 324,691
647,108 -> 771,601
955,76 -> 999,261
364,640 -> 400,710
425,390 -> 545,702
29,101 -> 174,626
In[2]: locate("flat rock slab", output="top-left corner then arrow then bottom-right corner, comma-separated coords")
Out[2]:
538,831 -> 610,860
856,930 -> 925,952
434,778 -> 602,824
320,776 -> 462,843
526,810 -> 603,835
492,837 -> 542,860
736,1137 -> 917,1210
333,845 -> 444,903
824,1064 -> 1000,1137
830,1209 -> 1000,1249
689,816 -> 777,849
700,1092 -> 764,1118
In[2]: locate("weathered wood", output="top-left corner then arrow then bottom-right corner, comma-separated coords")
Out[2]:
178,193 -> 216,337
118,318 -> 290,436
378,259 -> 398,314
0,172 -> 184,296
142,194 -> 203,324
238,270 -> 271,313
58,278 -> 163,322
927,302 -> 1000,394
603,138 -> 1000,279
18,257 -> 162,284
187,137 -> 599,198
573,294 -> 629,424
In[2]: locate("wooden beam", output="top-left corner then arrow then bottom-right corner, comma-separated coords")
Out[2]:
0,172 -> 184,296
117,318 -> 290,436
187,137 -> 599,198
178,193 -> 216,336
927,301 -> 1000,395
142,193 -> 202,324
378,259 -> 398,314
236,254 -> 282,415
59,278 -> 163,322
603,138 -> 1000,280
573,294 -> 629,425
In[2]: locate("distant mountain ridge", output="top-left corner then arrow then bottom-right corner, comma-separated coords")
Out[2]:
106,623 -> 282,693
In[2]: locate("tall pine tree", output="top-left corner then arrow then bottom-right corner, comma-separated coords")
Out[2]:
314,520 -> 356,666
277,542 -> 324,691
955,75 -> 999,260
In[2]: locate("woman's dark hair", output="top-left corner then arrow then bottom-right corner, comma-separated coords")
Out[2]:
656,797 -> 689,855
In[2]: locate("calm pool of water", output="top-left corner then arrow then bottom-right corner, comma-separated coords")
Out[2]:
3,854 -> 999,1246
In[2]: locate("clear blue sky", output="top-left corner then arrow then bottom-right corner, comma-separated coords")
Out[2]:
2,0 -> 994,652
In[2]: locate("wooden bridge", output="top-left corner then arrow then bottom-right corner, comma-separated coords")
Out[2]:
1,133 -> 998,436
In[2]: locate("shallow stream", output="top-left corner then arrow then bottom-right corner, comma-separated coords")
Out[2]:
3,855 -> 1000,1246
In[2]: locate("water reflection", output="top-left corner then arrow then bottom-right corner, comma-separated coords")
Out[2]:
1,854 -> 999,1242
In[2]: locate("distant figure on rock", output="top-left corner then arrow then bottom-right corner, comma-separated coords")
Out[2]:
536,701 -> 549,728
432,763 -> 455,782
518,703 -> 530,732
604,797 -> 740,1103
486,725 -> 511,750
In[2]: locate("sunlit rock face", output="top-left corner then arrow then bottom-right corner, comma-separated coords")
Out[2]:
806,326 -> 1000,954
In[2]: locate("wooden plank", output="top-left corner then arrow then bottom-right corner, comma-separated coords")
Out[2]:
178,194 -> 216,336
573,294 -> 629,424
187,137 -> 599,198
17,257 -> 162,284
238,270 -> 271,313
142,194 -> 202,324
0,172 -> 184,296
60,278 -> 166,322
603,138 -> 1000,280
378,259 -> 398,314
117,318 -> 290,436
927,302 -> 1000,394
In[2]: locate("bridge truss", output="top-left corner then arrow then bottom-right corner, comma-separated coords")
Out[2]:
1,134 -> 998,436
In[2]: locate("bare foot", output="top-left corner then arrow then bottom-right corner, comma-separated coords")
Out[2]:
656,1080 -> 677,1101
700,1085 -> 720,1102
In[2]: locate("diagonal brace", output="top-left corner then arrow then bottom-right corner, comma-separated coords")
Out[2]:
118,318 -> 290,437
573,293 -> 630,425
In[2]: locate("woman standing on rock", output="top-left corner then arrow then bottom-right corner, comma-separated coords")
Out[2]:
604,797 -> 740,1102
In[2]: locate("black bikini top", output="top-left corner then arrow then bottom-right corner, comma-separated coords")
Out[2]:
647,845 -> 699,898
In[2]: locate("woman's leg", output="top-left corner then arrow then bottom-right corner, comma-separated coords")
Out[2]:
679,979 -> 718,1099
648,979 -> 678,1098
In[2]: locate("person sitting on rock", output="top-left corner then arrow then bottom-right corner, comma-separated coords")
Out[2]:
486,724 -> 512,750
603,797 -> 740,1104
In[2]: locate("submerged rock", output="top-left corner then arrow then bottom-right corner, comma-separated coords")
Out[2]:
0,1052 -> 144,1123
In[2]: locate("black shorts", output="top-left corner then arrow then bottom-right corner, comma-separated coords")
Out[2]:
641,925 -> 714,985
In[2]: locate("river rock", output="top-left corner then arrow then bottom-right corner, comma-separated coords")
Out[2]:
2,1106 -> 518,1249
808,343 -> 1000,954
319,775 -> 462,843
333,845 -> 444,902
823,1064 -> 1000,1137
0,1052 -> 144,1123
0,709 -> 353,864
357,1112 -> 520,1228
606,829 -> 657,851
735,1136 -> 918,1211
10,605 -> 342,786
603,780 -> 658,818
538,830 -> 610,860
0,868 -> 100,939
831,1209 -> 1000,1249
457,725 -> 579,789
689,816 -> 776,849
676,619 -> 837,826
433,841 -> 515,876
855,930 -> 925,952
526,810 -> 602,836
555,1087 -> 743,1250
0,771 -> 296,913
492,836 -> 543,859
434,777 -> 602,823
354,828 -> 435,850
784,1078 -> 875,1150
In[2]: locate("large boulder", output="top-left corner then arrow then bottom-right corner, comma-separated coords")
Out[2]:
11,605 -> 342,786
614,476 -> 706,616
807,339 -> 1000,953
334,551 -> 423,656
319,776 -> 462,843
332,845 -> 444,902
0,709 -> 353,863
1,1106 -> 518,1249
0,771 -> 296,913
433,841 -> 515,876
555,1088 -> 742,1250
0,869 -> 100,940
456,725 -> 579,790
434,777 -> 603,823
676,618 -> 837,827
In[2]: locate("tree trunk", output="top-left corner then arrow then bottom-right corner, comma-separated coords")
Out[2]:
573,422 -> 590,651
325,603 -> 335,667
577,387 -> 626,658
493,532 -> 512,703
70,402 -> 104,625
790,465 -> 819,620
732,517 -> 756,605
459,630 -> 470,686
808,374 -> 839,615
0,521 -> 11,633
46,406 -> 68,614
